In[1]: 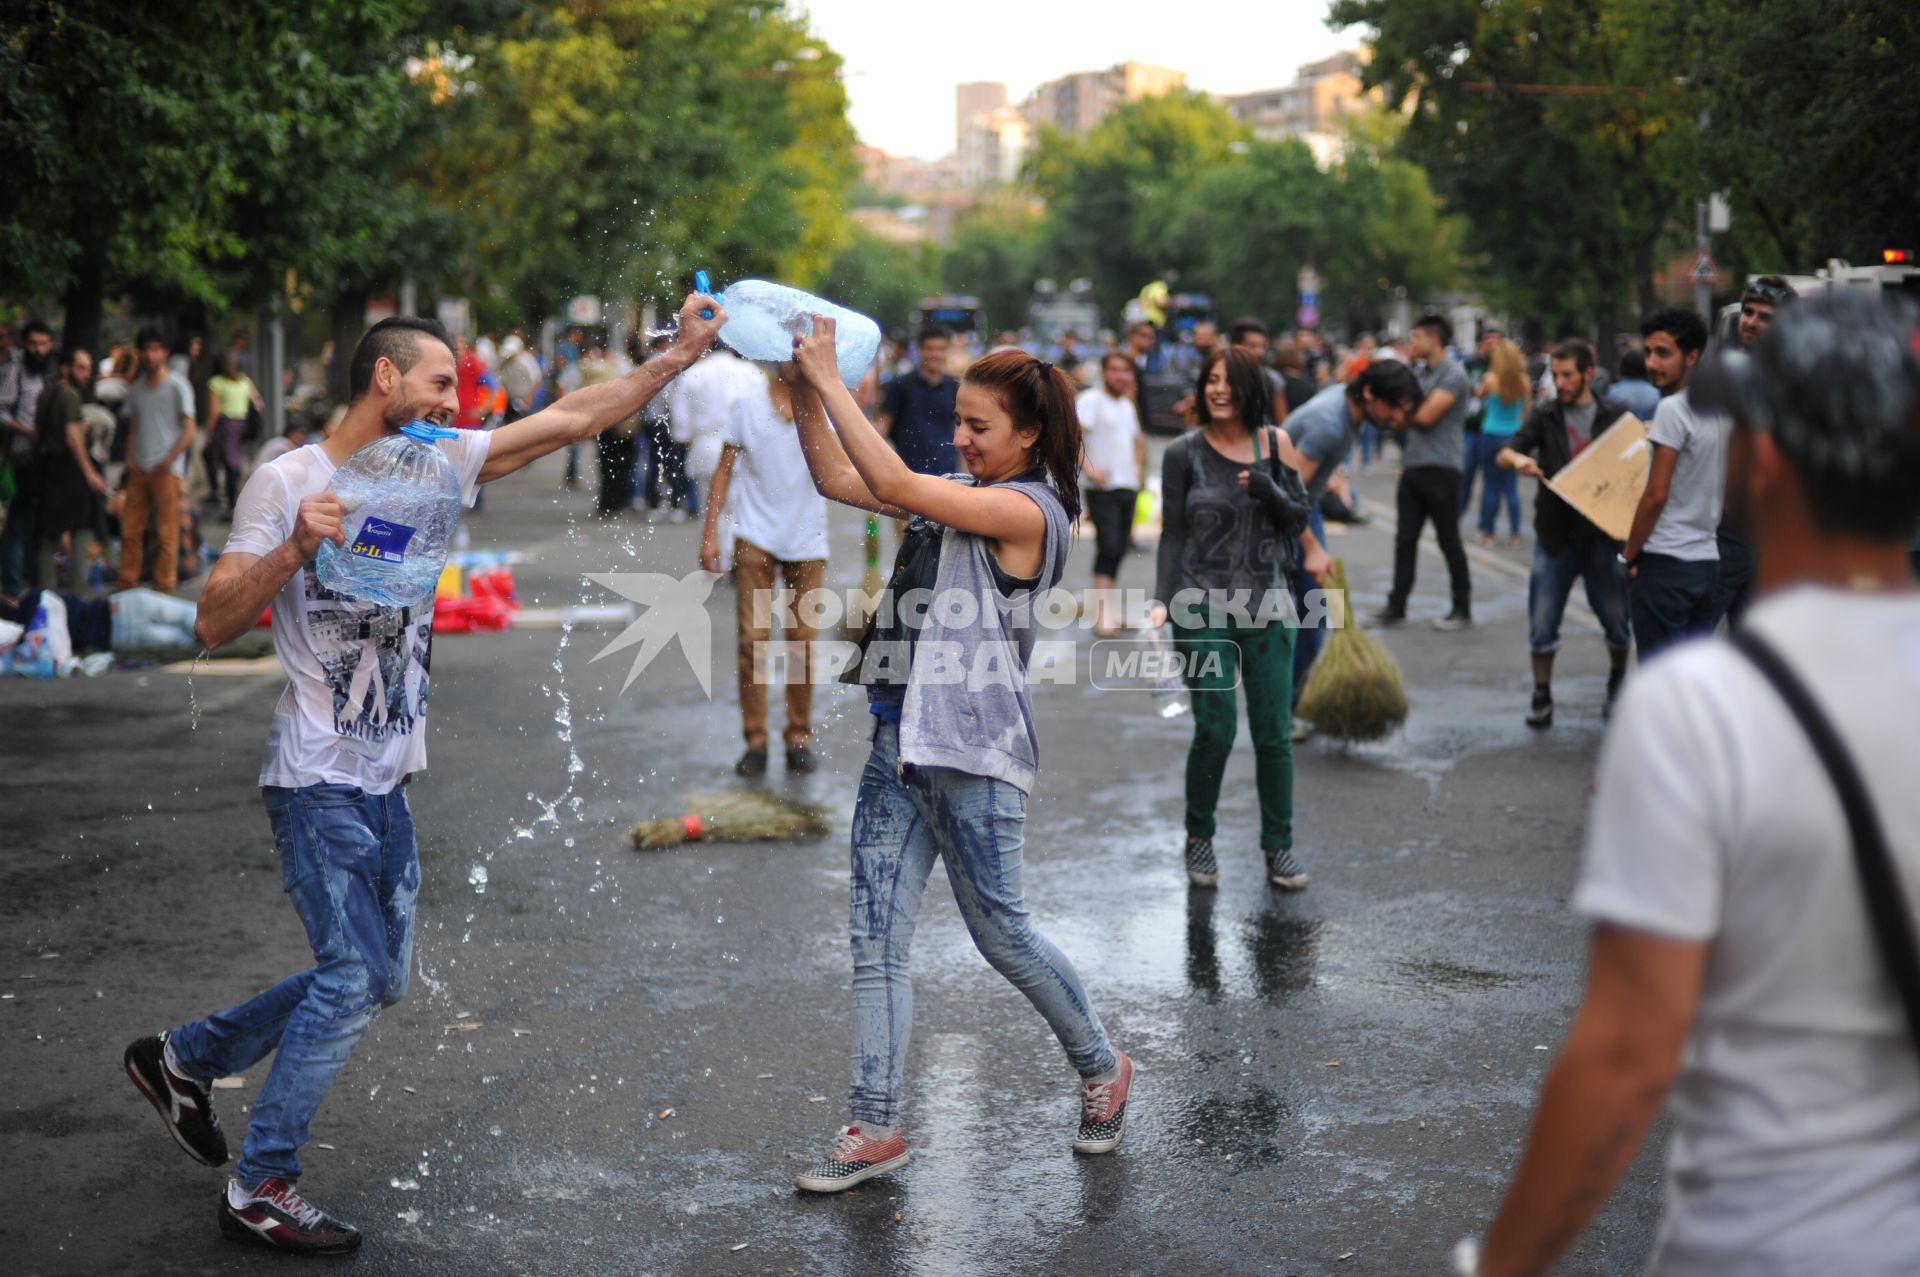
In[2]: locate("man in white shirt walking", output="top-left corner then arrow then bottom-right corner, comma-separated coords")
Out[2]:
700,365 -> 830,776
1459,293 -> 1920,1277
121,295 -> 725,1256
1076,352 -> 1146,635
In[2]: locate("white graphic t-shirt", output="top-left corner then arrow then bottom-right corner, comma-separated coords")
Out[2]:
225,435 -> 491,794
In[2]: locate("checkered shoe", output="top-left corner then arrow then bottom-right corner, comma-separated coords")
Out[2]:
794,1123 -> 910,1193
1073,1051 -> 1136,1154
1184,836 -> 1219,887
1266,848 -> 1310,891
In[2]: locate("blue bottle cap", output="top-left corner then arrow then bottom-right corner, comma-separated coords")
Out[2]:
400,418 -> 460,442
695,270 -> 717,320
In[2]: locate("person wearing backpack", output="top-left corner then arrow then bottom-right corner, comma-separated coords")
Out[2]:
1456,293 -> 1920,1276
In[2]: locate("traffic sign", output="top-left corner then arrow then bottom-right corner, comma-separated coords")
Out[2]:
1297,305 -> 1320,329
1686,251 -> 1725,286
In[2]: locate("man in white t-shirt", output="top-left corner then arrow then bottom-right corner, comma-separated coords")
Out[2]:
1075,351 -> 1145,634
1623,306 -> 1723,661
1461,293 -> 1920,1277
121,296 -> 725,1255
699,365 -> 830,775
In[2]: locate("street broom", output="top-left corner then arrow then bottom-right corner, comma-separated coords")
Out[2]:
630,789 -> 831,850
1296,559 -> 1408,742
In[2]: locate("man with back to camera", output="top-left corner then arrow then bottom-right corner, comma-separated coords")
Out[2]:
1375,313 -> 1475,630
1622,307 -> 1721,662
1496,339 -> 1633,727
121,293 -> 725,1255
1455,291 -> 1920,1277
1711,275 -> 1797,629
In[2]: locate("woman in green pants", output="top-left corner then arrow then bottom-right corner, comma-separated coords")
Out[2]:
1152,347 -> 1318,889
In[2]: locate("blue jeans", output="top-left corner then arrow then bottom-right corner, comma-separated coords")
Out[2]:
848,722 -> 1113,1127
1528,539 -> 1630,654
1474,434 -> 1521,535
1630,553 -> 1718,664
169,784 -> 419,1187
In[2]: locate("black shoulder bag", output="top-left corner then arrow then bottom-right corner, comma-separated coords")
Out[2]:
1733,629 -> 1920,1052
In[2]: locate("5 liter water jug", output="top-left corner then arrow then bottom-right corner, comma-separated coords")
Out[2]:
695,271 -> 879,387
316,420 -> 463,609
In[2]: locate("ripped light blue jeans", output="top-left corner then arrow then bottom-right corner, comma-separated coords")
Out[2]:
849,722 -> 1114,1128
168,784 -> 419,1187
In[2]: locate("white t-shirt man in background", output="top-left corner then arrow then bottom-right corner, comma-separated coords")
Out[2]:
1466,293 -> 1920,1277
121,297 -> 726,1256
1075,351 -> 1144,635
699,366 -> 829,777
1623,307 -> 1723,662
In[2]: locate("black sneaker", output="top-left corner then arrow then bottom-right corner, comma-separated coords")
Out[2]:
1526,687 -> 1554,729
1265,848 -> 1310,891
785,744 -> 818,773
1184,836 -> 1219,887
734,747 -> 768,777
125,1031 -> 228,1167
1367,608 -> 1407,628
219,1177 -> 361,1255
1432,611 -> 1473,632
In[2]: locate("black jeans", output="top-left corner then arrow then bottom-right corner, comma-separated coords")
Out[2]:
595,432 -> 639,515
1630,552 -> 1717,663
1084,487 -> 1136,578
1711,527 -> 1754,630
1388,465 -> 1472,616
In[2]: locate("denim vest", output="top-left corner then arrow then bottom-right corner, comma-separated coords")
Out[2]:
897,475 -> 1068,794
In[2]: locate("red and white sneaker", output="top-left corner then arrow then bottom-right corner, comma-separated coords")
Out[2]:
794,1123 -> 911,1193
1073,1050 -> 1136,1154
218,1177 -> 362,1255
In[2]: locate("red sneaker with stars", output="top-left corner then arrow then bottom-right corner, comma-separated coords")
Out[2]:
1073,1050 -> 1137,1154
794,1123 -> 911,1193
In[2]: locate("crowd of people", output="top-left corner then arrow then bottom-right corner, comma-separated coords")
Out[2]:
37,270 -> 1912,1276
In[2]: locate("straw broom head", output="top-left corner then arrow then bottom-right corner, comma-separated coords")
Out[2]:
631,789 -> 832,850
1296,559 -> 1409,742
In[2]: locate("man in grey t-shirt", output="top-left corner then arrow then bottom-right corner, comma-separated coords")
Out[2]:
1624,307 -> 1720,661
117,327 -> 198,592
1376,313 -> 1474,629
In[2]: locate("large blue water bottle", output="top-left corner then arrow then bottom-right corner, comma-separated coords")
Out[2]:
315,420 -> 463,609
695,270 -> 880,386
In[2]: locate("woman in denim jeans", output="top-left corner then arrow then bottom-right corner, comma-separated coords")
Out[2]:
783,320 -> 1136,1193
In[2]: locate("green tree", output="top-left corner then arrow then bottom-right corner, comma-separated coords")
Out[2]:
940,193 -> 1045,336
1026,90 -> 1247,324
430,0 -> 857,327
1329,0 -> 1702,335
816,226 -> 938,334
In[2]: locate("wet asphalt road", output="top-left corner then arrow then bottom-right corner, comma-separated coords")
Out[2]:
2,445 -> 1660,1275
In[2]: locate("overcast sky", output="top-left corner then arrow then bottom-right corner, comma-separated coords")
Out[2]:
795,0 -> 1364,159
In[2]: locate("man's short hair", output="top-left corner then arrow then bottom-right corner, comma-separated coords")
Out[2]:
916,324 -> 952,346
1414,313 -> 1453,347
1350,359 -> 1422,408
23,319 -> 52,342
349,316 -> 452,401
59,345 -> 89,369
1641,306 -> 1708,356
1551,338 -> 1594,373
1694,292 -> 1920,541
1227,316 -> 1268,345
1480,325 -> 1505,340
1272,341 -> 1304,372
135,325 -> 167,350
1618,348 -> 1648,380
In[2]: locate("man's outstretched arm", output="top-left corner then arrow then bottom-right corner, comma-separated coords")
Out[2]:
479,294 -> 725,483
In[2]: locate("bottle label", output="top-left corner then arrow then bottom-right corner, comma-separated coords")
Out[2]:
348,518 -> 418,564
